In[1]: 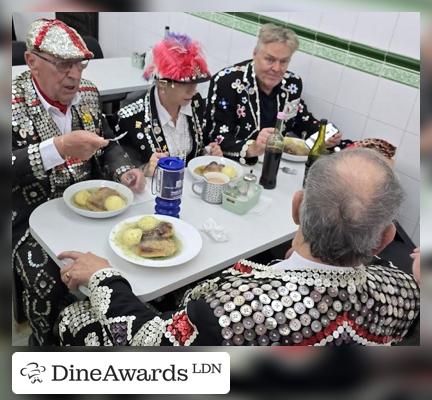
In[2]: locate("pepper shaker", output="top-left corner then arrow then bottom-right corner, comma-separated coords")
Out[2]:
242,169 -> 257,197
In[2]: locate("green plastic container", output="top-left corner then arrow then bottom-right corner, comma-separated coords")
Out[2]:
222,184 -> 262,215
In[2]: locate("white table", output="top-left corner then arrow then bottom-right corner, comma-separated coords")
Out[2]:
29,161 -> 305,302
12,57 -> 149,97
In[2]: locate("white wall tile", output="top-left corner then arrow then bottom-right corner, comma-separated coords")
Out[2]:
228,30 -> 257,65
132,14 -> 156,54
99,13 -> 120,58
206,56 -> 229,76
395,172 -> 420,224
165,12 -> 189,33
406,93 -> 420,135
389,13 -> 420,59
287,12 -> 322,31
351,12 -> 398,51
394,132 -> 420,179
132,31 -> 161,57
335,67 -> 379,115
115,15 -> 135,57
183,14 -> 210,47
368,78 -> 418,130
319,12 -> 359,41
362,118 -> 404,148
302,94 -> 333,121
330,106 -> 367,141
197,81 -> 210,100
141,12 -> 172,36
206,21 -> 234,64
13,12 -> 56,41
289,52 -> 313,84
306,58 -> 344,103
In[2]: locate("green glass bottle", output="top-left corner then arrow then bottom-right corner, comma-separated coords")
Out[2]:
302,119 -> 328,187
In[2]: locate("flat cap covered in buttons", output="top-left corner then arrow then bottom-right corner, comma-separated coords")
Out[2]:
26,19 -> 94,60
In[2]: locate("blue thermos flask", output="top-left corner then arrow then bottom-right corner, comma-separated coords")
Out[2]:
152,157 -> 184,218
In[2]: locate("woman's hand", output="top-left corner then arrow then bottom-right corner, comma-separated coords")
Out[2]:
143,150 -> 169,177
247,128 -> 274,157
120,168 -> 146,193
58,251 -> 110,291
207,142 -> 223,156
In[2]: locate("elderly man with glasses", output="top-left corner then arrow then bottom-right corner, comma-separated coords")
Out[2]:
12,19 -> 145,345
205,23 -> 342,165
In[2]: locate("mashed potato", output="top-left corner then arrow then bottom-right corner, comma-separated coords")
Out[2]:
221,166 -> 237,179
137,216 -> 160,231
74,190 -> 91,207
104,195 -> 126,211
122,228 -> 142,246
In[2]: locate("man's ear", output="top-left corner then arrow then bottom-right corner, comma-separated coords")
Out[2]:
373,223 -> 396,255
292,190 -> 303,225
24,51 -> 36,69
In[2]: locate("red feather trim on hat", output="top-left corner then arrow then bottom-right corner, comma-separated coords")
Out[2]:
144,33 -> 210,82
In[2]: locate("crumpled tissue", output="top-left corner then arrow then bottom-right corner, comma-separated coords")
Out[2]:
201,218 -> 229,242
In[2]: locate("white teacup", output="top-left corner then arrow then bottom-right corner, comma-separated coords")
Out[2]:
192,172 -> 229,204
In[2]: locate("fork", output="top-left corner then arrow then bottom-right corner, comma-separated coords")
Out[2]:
106,131 -> 128,142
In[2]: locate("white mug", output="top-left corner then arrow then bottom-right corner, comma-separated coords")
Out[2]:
192,172 -> 229,204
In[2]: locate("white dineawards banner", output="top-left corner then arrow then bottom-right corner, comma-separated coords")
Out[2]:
13,352 -> 230,394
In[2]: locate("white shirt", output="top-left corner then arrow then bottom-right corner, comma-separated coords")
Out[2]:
154,86 -> 192,160
274,251 -> 360,272
34,79 -> 81,171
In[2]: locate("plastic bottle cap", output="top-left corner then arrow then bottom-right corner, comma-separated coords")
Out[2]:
157,157 -> 184,170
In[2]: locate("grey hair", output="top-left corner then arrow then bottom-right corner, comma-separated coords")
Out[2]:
255,23 -> 299,53
300,148 -> 405,266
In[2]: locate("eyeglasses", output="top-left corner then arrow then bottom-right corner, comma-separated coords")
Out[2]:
31,51 -> 89,73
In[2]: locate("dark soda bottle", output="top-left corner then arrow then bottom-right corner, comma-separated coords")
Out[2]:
259,112 -> 286,189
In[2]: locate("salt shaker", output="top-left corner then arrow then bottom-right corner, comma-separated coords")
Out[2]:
241,169 -> 257,197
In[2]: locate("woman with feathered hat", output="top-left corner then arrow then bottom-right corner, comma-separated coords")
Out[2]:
116,33 -> 222,176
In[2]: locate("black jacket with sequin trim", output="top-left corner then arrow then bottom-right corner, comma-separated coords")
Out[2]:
204,59 -> 321,164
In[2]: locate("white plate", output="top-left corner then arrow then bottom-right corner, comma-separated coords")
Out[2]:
63,180 -> 133,218
281,153 -> 308,163
109,215 -> 202,267
187,156 -> 243,181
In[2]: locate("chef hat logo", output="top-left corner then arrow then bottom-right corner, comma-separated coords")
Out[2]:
20,362 -> 46,383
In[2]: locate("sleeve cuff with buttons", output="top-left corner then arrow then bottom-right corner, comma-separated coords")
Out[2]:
39,137 -> 65,171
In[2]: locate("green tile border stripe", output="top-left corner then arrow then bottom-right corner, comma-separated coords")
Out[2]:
188,11 -> 419,88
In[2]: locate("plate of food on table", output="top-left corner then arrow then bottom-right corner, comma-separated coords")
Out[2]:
63,180 -> 134,218
188,155 -> 243,181
109,214 -> 202,267
282,136 -> 310,162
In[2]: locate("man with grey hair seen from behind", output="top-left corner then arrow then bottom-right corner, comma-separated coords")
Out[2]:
295,147 -> 404,267
56,148 -> 419,346
204,23 -> 342,166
